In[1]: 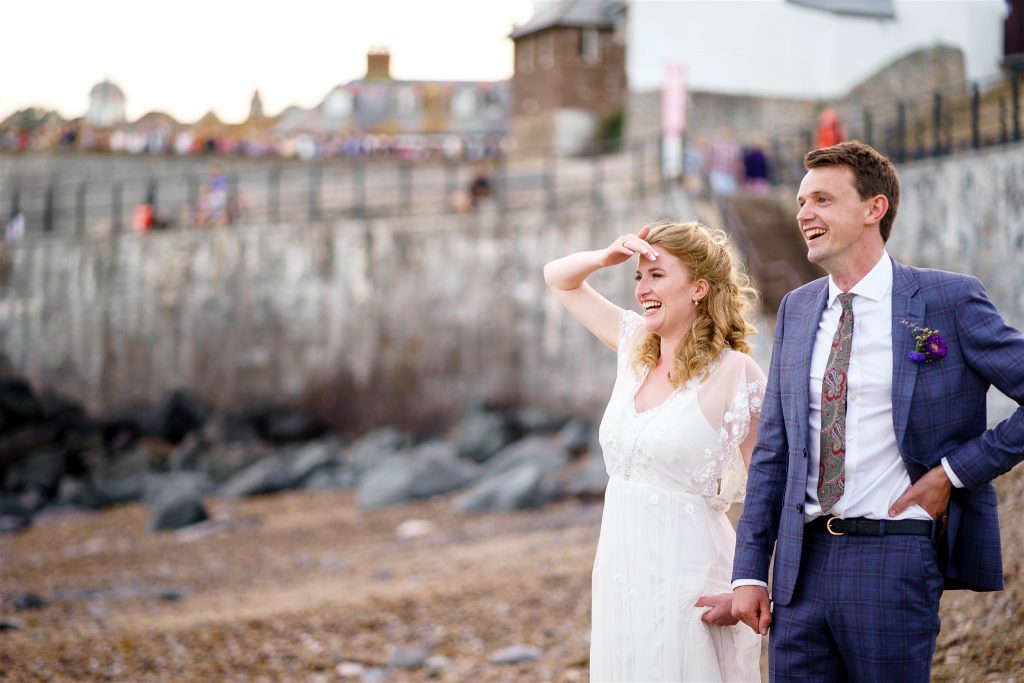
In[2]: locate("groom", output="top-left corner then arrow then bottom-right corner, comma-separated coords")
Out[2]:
731,141 -> 1024,680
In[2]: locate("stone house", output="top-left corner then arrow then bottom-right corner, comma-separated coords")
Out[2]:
509,0 -> 627,156
279,49 -> 510,145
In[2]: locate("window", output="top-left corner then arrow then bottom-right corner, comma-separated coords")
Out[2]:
539,32 -> 555,69
397,86 -> 420,117
580,28 -> 600,65
451,88 -> 478,118
518,39 -> 534,73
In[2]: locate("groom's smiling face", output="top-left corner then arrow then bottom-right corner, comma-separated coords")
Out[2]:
796,165 -> 878,273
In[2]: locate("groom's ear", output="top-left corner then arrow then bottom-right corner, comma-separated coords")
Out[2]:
865,194 -> 889,228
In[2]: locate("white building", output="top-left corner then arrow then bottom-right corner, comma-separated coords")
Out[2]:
626,0 -> 1008,98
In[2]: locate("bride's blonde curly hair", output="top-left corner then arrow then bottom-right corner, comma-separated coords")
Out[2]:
632,221 -> 760,387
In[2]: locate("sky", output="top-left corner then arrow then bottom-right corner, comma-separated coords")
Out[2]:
4,0 -> 536,124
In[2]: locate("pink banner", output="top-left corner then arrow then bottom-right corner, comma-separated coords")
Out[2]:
661,61 -> 686,137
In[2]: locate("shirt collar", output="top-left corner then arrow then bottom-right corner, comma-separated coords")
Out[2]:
827,251 -> 892,306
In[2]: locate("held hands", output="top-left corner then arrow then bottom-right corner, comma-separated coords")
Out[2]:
603,225 -> 659,267
731,585 -> 772,636
889,464 -> 953,522
695,593 -> 739,627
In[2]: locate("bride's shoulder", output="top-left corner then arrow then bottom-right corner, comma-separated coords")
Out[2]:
712,347 -> 766,382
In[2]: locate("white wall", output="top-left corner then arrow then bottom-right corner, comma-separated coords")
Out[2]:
627,0 -> 1007,97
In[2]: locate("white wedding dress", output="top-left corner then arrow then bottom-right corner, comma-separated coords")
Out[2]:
590,311 -> 765,682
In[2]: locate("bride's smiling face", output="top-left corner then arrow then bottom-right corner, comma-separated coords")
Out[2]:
634,251 -> 705,340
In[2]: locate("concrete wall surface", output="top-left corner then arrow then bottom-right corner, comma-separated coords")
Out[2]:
0,197 -> 675,430
890,141 -> 1024,327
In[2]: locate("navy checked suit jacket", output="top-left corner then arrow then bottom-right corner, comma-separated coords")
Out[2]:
733,258 -> 1024,605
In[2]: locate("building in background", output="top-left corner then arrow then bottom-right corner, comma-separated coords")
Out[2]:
85,80 -> 126,129
627,0 -> 1006,100
276,48 -> 510,157
509,0 -> 627,155
625,0 -> 1008,145
5,1 -> 1011,160
4,50 -> 510,160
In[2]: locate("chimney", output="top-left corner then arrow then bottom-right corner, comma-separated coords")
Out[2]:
366,48 -> 392,80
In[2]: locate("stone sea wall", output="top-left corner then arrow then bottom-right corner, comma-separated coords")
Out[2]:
0,197 -> 660,431
1,141 -> 1021,430
890,141 -> 1024,326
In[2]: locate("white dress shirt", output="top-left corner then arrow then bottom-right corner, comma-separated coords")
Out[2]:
805,252 -> 932,521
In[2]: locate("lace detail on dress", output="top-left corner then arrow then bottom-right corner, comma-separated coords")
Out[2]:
603,427 -> 656,480
703,379 -> 767,510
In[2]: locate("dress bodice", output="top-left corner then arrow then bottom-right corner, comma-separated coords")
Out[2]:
598,311 -> 766,510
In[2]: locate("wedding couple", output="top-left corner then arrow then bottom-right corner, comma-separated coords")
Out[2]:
544,141 -> 1024,682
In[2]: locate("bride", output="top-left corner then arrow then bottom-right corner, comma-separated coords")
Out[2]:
544,221 -> 766,682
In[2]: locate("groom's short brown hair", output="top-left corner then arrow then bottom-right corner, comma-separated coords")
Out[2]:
804,141 -> 900,242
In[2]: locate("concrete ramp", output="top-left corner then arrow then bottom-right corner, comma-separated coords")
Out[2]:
719,194 -> 825,314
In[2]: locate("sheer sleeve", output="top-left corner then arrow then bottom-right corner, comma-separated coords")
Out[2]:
697,352 -> 767,510
618,310 -> 644,352
616,310 -> 645,368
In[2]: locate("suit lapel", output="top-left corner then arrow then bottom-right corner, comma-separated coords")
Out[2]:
891,259 -> 924,457
794,282 -> 830,452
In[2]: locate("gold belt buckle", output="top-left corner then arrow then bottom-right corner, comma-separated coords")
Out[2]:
825,516 -> 845,536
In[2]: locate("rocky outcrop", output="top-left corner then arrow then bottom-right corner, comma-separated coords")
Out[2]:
1,366 -> 604,534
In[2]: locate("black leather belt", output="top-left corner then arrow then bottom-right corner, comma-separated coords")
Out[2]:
806,516 -> 935,538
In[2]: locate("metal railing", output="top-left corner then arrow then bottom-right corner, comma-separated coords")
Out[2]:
753,68 -> 1024,185
0,135 -> 670,238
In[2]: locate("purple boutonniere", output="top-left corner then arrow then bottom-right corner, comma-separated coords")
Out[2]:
903,321 -> 948,363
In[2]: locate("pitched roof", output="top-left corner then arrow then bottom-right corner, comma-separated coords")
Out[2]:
786,0 -> 895,19
510,0 -> 620,39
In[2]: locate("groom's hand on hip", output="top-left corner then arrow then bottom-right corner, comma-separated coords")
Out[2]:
889,464 -> 953,521
732,585 -> 771,636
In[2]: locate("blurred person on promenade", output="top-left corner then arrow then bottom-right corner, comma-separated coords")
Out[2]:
545,221 -> 766,681
5,210 -> 25,243
197,164 -> 231,227
732,141 -> 1024,681
708,127 -> 742,196
814,108 -> 845,149
682,135 -> 710,197
742,137 -> 771,195
450,162 -> 493,213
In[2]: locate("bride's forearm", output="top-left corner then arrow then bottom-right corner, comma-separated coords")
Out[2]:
543,250 -> 608,291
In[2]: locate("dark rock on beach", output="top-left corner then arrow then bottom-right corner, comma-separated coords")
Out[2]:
148,480 -> 209,532
139,390 -> 208,444
358,441 -> 478,510
12,593 -> 47,611
453,406 -> 514,464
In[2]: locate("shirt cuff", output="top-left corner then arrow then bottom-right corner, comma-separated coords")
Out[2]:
731,579 -> 768,590
941,457 -> 965,489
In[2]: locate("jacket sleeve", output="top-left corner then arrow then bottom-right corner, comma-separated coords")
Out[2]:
944,276 -> 1024,490
732,293 -> 792,584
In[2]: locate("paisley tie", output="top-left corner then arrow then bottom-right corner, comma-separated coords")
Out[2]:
818,292 -> 854,513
